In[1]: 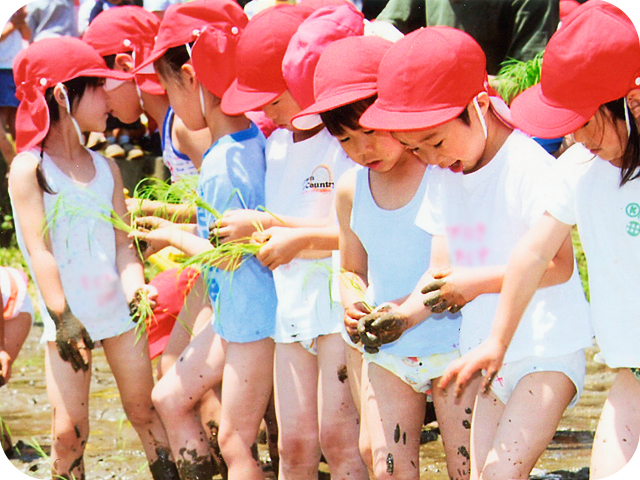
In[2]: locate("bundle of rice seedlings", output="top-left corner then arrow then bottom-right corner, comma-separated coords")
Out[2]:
494,52 -> 543,105
129,288 -> 155,346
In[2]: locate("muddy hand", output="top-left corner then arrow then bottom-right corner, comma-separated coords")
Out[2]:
50,305 -> 94,372
358,304 -> 409,353
346,301 -> 372,344
422,279 -> 465,314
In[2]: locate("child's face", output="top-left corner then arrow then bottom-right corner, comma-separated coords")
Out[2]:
157,65 -> 207,131
106,80 -> 143,124
391,108 -> 486,174
573,108 -> 626,165
261,90 -> 302,131
73,82 -> 110,133
335,126 -> 412,172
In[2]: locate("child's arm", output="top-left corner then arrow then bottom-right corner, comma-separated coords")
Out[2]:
335,171 -> 370,342
438,213 -> 574,395
108,159 -> 157,306
9,154 -> 93,371
0,284 -> 8,386
126,197 -> 196,224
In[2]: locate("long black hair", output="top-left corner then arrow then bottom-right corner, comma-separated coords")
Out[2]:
38,76 -> 103,193
603,97 -> 640,186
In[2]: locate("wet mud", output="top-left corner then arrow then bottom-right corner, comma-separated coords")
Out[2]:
1,325 -> 616,479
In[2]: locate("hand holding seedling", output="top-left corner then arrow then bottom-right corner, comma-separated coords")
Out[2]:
214,209 -> 270,243
253,227 -> 306,270
438,336 -> 506,397
422,267 -> 472,314
357,303 -> 409,353
129,217 -> 177,258
344,301 -> 372,344
49,305 -> 94,372
129,285 -> 158,322
0,349 -> 12,386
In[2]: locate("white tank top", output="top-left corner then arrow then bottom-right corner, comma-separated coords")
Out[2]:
351,166 -> 461,357
162,107 -> 199,183
14,149 -> 134,342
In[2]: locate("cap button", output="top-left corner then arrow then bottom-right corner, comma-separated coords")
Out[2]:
192,28 -> 200,37
231,26 -> 239,35
123,38 -> 132,47
39,78 -> 47,86
635,77 -> 640,86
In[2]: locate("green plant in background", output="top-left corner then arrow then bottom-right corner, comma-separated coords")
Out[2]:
494,52 -> 543,105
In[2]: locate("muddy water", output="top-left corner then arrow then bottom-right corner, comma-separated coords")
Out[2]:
2,323 -> 613,479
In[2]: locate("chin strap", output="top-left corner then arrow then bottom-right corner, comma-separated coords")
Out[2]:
184,42 -> 206,120
624,97 -> 632,138
473,95 -> 488,140
57,83 -> 84,145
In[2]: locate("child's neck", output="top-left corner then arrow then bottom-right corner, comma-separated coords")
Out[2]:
369,151 -> 426,210
44,119 -> 88,161
474,109 -> 513,172
206,108 -> 251,145
293,124 -> 323,143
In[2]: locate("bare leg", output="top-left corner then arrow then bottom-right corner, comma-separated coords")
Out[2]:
45,342 -> 91,479
0,109 -> 16,167
432,373 -> 481,480
153,324 -> 226,479
274,341 -> 321,479
476,372 -> 576,480
102,328 -> 180,479
363,361 -> 425,480
317,333 -> 367,479
590,368 -> 640,479
158,279 -> 213,379
218,338 -> 275,480
4,313 -> 31,365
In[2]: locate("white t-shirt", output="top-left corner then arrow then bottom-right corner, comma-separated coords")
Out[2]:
416,130 -> 592,363
547,144 -> 640,368
265,127 -> 354,343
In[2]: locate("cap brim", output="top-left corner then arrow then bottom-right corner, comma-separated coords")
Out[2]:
511,84 -> 593,139
81,67 -> 133,81
132,46 -> 166,75
360,101 -> 465,132
137,74 -> 165,96
221,78 -> 283,115
292,86 -> 377,130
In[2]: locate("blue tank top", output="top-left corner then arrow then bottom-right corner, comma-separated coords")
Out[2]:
161,107 -> 199,182
350,166 -> 461,357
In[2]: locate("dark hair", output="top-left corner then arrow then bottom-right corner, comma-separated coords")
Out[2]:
154,43 -> 192,82
603,98 -> 640,186
458,105 -> 471,125
38,76 -> 103,193
320,96 -> 377,137
102,51 -> 134,70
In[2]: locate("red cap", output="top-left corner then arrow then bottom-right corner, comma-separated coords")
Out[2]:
190,20 -> 244,98
360,26 -> 487,131
134,0 -> 248,74
83,6 -> 164,95
559,0 -> 580,21
13,36 -> 131,153
282,4 -> 364,110
512,0 -> 640,139
292,35 -> 391,130
221,4 -> 314,115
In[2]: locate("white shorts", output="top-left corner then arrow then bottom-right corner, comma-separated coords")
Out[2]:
490,349 -> 586,408
0,267 -> 34,321
363,348 -> 461,397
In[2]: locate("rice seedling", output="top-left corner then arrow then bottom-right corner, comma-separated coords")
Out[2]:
129,288 -> 155,346
494,52 -> 543,105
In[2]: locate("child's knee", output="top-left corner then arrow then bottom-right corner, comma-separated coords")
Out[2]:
122,396 -> 157,429
279,431 -> 320,466
52,421 -> 88,456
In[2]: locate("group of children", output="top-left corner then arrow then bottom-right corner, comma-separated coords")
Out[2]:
2,0 -> 640,480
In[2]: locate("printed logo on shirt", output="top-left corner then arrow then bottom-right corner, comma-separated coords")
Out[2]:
625,202 -> 640,237
303,165 -> 334,193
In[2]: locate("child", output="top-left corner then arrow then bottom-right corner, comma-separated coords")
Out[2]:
442,1 -> 640,478
0,266 -> 33,453
220,4 -> 367,479
291,34 -> 478,479
9,36 -> 179,479
358,26 -> 593,480
129,1 -> 277,478
83,4 -> 211,202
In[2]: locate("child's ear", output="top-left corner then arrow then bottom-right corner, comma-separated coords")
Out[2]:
626,88 -> 640,121
114,53 -> 135,73
52,83 -> 69,110
475,91 -> 491,114
180,63 -> 198,91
